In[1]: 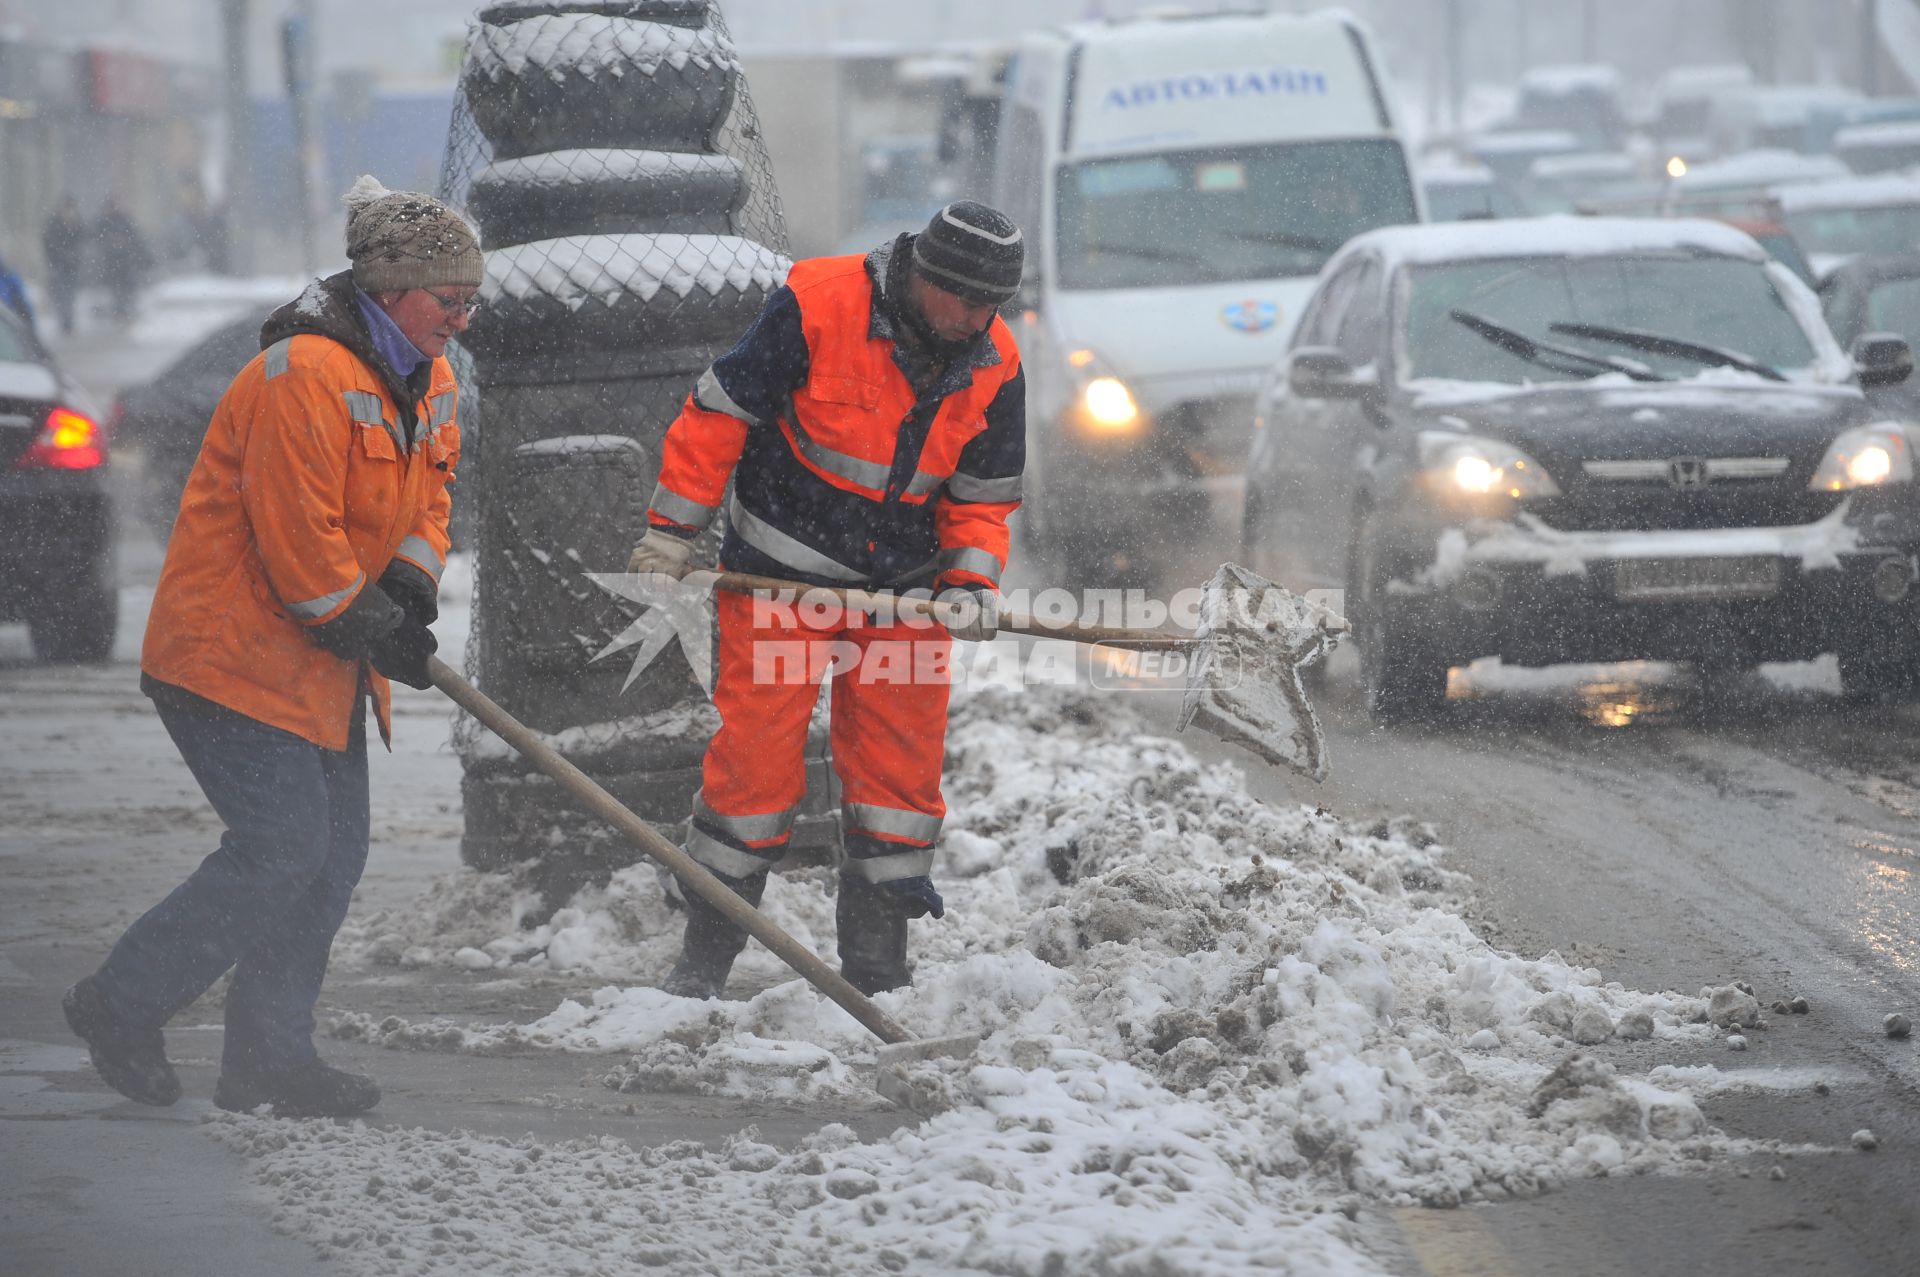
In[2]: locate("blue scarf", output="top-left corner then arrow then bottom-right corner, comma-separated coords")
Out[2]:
354,287 -> 428,380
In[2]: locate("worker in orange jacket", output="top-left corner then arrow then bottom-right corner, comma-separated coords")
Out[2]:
62,176 -> 480,1117
628,201 -> 1027,998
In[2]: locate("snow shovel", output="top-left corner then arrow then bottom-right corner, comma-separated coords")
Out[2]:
426,656 -> 976,1076
712,560 -> 1350,781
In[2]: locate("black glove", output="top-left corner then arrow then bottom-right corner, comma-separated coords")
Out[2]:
378,561 -> 439,627
369,615 -> 437,690
877,875 -> 945,920
306,583 -> 404,660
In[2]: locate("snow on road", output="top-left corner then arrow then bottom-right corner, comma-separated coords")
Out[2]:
203,672 -> 1839,1276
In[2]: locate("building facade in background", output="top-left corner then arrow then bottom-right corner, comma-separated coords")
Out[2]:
0,0 -> 1905,287
0,40 -> 215,282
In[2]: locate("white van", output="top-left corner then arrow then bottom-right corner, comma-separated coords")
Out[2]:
991,9 -> 1419,579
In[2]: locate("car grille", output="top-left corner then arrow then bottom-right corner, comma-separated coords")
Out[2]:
1534,457 -> 1843,531
1580,457 -> 1791,483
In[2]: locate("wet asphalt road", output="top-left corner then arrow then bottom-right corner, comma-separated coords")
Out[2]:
1311,661 -> 1920,1275
1087,521 -> 1920,1274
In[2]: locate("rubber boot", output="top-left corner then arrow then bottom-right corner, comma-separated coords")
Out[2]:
661,869 -> 767,998
837,874 -> 912,996
214,1060 -> 380,1118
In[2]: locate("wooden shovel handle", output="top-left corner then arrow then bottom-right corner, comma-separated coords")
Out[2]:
427,656 -> 913,1046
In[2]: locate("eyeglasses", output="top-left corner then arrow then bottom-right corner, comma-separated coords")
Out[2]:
421,288 -> 483,319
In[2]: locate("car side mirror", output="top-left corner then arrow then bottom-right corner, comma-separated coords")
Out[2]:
1288,346 -> 1373,400
1853,332 -> 1914,388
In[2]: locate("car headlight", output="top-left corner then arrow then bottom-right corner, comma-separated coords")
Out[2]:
1809,423 -> 1916,491
1083,376 -> 1139,429
1067,349 -> 1142,435
1417,432 -> 1561,499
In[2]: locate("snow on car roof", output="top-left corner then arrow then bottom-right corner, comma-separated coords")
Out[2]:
1656,63 -> 1753,97
1417,154 -> 1497,184
1528,150 -> 1638,180
1340,214 -> 1767,271
1520,63 -> 1620,95
1673,147 -> 1850,191
1465,128 -> 1580,154
1833,119 -> 1920,149
1772,173 -> 1920,211
1825,251 -> 1920,284
1721,83 -> 1866,125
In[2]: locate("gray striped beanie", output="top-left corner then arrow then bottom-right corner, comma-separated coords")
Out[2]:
912,201 -> 1024,306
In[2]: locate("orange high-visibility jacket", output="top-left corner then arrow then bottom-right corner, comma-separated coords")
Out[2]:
648,239 -> 1025,591
142,277 -> 459,751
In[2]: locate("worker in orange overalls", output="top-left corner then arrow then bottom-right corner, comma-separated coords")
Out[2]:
628,202 -> 1027,997
63,176 -> 478,1117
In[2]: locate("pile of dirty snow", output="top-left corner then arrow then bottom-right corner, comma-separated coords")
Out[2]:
271,684 -> 1802,1275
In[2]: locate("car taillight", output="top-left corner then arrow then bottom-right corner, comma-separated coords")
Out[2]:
16,406 -> 106,471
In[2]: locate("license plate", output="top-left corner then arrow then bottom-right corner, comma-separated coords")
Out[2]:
1614,556 -> 1781,602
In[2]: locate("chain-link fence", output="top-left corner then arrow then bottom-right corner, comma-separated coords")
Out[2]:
435,0 -> 839,889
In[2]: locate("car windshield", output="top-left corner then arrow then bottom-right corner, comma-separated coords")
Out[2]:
1783,204 -> 1920,257
1402,255 -> 1820,384
1055,139 -> 1418,290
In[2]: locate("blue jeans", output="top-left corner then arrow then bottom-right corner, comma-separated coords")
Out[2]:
94,688 -> 369,1076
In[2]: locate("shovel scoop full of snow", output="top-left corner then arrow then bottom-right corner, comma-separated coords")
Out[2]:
1171,563 -> 1349,781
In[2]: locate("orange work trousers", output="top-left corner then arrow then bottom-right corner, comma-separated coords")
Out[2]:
685,586 -> 952,884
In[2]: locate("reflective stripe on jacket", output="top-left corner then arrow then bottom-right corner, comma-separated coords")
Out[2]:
648,238 -> 1026,590
141,326 -> 459,751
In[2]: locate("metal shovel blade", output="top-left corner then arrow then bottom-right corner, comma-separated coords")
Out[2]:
1175,562 -> 1350,782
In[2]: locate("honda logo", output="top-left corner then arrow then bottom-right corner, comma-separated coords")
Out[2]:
1668,457 -> 1709,491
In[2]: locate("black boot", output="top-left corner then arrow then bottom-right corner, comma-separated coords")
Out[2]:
662,869 -> 767,998
214,1060 -> 380,1118
837,874 -> 912,996
62,976 -> 181,1107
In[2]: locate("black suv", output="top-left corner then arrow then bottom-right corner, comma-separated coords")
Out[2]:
1241,216 -> 1920,720
0,308 -> 115,662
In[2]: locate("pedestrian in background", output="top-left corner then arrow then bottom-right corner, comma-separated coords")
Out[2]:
95,197 -> 151,324
41,196 -> 86,336
61,175 -> 479,1117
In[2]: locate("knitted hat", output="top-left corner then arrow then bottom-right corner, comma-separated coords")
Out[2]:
912,201 -> 1024,306
342,174 -> 484,293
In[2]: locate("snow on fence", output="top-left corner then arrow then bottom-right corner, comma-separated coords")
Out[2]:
436,0 -> 805,881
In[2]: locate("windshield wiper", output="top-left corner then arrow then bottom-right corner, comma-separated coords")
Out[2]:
1546,321 -> 1787,382
1448,310 -> 1666,382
